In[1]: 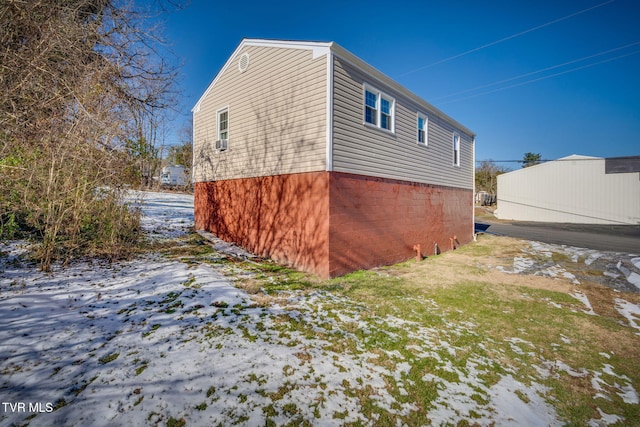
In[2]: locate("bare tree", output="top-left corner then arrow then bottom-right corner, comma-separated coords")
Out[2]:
167,118 -> 193,170
0,0 -> 181,269
475,160 -> 509,196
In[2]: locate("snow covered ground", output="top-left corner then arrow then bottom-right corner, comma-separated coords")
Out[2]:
1,191 -> 638,426
497,240 -> 640,293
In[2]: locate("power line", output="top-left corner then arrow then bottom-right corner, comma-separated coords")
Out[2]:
439,49 -> 640,104
493,198 -> 634,224
432,41 -> 640,102
475,157 -> 623,164
476,159 -> 549,164
398,0 -> 616,77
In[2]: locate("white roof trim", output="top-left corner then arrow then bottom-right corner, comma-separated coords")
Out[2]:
329,43 -> 475,137
192,38 -> 474,137
558,154 -> 603,160
243,39 -> 332,59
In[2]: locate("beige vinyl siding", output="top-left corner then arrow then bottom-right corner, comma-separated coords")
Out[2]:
331,57 -> 474,190
193,45 -> 327,182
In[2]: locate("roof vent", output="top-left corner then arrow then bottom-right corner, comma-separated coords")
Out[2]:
238,52 -> 250,73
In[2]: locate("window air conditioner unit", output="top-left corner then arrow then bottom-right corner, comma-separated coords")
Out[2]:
215,139 -> 228,151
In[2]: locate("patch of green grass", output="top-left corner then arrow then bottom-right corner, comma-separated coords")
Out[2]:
53,398 -> 67,410
160,291 -> 181,304
135,361 -> 148,376
269,382 -> 296,401
182,274 -> 196,287
163,300 -> 183,314
69,376 -> 98,396
551,251 -> 571,263
142,323 -> 161,338
167,417 -> 186,427
262,403 -> 278,416
98,352 -> 119,365
282,402 -> 298,416
211,301 -> 228,308
167,231 -> 640,426
332,410 -> 348,419
238,325 -> 257,342
457,242 -> 495,257
206,386 -> 216,397
231,415 -> 250,425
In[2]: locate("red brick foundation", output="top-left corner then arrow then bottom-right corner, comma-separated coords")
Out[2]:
194,172 -> 330,278
328,172 -> 473,277
195,171 -> 473,278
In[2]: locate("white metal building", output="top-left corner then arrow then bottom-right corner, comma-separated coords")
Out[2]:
496,154 -> 640,225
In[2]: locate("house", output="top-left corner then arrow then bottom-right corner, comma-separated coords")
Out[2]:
160,165 -> 189,187
496,154 -> 640,225
192,39 -> 475,278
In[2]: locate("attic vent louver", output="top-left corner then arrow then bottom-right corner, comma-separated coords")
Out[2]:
238,53 -> 250,73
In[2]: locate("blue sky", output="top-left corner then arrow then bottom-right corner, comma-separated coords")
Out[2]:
162,0 -> 639,169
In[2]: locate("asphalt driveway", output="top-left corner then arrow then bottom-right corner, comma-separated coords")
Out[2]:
475,220 -> 640,254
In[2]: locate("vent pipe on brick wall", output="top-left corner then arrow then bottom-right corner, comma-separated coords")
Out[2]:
450,235 -> 458,251
413,244 -> 421,262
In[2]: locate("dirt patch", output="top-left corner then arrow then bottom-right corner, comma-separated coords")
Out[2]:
392,235 -> 572,292
388,234 -> 640,314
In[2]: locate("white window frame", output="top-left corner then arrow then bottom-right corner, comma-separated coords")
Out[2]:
363,84 -> 395,133
217,106 -> 229,141
453,132 -> 460,167
417,113 -> 428,146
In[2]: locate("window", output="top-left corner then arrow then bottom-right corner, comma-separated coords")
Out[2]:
380,98 -> 392,130
417,114 -> 428,145
217,108 -> 228,141
365,90 -> 377,125
453,132 -> 460,166
363,85 -> 394,132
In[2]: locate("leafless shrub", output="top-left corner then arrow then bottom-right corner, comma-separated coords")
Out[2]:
0,0 -> 180,269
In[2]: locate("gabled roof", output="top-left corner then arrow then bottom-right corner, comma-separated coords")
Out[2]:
559,154 -> 602,161
192,39 -> 332,114
192,38 -> 474,137
499,154 -> 605,177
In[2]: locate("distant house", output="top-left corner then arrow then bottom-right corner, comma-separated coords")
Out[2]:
160,165 -> 189,187
192,39 -> 475,278
496,154 -> 640,225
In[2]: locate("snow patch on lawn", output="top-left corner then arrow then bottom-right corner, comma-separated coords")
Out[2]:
489,375 -> 560,427
129,190 -> 194,239
1,191 -> 635,426
615,298 -> 640,335
570,290 -> 597,315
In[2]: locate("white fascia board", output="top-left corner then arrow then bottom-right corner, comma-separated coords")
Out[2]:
243,39 -> 332,59
329,43 -> 475,138
192,39 -> 332,113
